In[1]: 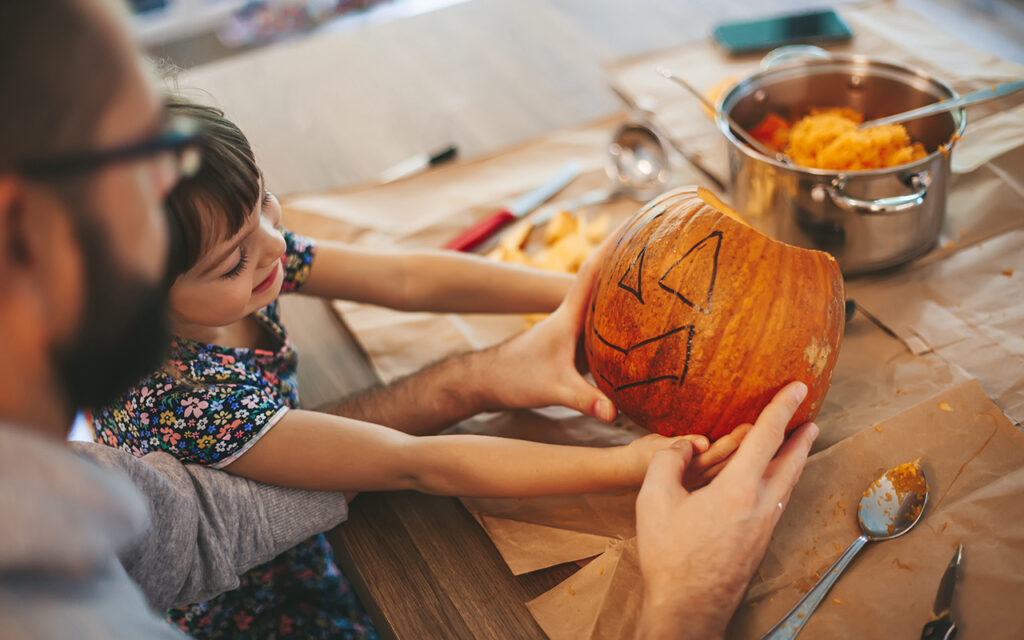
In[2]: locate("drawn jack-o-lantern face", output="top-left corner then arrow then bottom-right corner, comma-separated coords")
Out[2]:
584,186 -> 844,439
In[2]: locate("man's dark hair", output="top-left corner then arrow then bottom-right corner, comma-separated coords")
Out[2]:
0,1 -> 132,170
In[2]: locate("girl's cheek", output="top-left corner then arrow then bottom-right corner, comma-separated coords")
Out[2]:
205,283 -> 252,319
230,283 -> 255,308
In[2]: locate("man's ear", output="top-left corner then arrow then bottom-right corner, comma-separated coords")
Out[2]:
0,178 -> 87,341
0,177 -> 78,432
0,175 -> 49,345
0,176 -> 80,329
0,176 -> 30,275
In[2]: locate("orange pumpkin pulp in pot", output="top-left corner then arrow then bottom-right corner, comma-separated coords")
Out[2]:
584,186 -> 845,439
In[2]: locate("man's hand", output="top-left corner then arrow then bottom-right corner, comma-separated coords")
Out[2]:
634,382 -> 819,640
482,231 -> 619,421
682,422 -> 752,489
333,223 -> 628,435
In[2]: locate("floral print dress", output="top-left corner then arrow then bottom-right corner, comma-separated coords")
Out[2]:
93,230 -> 378,639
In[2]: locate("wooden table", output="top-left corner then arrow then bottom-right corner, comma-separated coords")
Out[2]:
280,295 -> 578,639
246,2 -> 1024,638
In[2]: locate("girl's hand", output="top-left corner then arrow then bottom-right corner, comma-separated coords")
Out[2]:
620,434 -> 710,486
622,426 -> 753,490
682,423 -> 754,489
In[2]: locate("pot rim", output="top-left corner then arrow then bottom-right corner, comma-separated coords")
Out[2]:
715,54 -> 969,177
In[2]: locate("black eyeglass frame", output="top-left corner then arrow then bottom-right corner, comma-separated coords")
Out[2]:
15,115 -> 203,179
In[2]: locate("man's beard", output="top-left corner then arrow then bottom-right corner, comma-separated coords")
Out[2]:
50,211 -> 171,412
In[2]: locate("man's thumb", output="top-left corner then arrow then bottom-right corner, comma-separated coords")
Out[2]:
561,376 -> 617,422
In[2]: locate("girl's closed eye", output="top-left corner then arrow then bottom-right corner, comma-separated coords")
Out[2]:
222,248 -> 249,279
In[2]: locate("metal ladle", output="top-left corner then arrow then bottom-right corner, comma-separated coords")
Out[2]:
606,122 -> 671,200
609,84 -> 728,192
531,122 -> 671,225
761,461 -> 930,639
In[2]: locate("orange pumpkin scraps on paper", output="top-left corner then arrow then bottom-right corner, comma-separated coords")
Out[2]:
583,186 -> 845,440
486,209 -> 612,327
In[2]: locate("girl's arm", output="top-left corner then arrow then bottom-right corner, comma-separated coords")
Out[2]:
224,408 -> 707,497
299,240 -> 572,313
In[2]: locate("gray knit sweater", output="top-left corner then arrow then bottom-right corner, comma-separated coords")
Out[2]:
0,425 -> 349,638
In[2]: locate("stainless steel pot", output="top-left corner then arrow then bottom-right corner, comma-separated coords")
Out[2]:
717,55 -> 966,275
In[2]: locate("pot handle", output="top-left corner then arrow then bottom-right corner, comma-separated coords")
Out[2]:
760,45 -> 830,69
825,172 -> 930,215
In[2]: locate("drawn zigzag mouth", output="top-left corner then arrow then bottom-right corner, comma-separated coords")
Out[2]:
591,324 -> 695,392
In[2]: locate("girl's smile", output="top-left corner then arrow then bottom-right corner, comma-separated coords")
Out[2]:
252,258 -> 282,294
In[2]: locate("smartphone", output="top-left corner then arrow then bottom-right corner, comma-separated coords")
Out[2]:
712,8 -> 853,55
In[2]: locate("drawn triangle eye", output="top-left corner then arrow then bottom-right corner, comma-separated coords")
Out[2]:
658,231 -> 722,315
617,246 -> 646,303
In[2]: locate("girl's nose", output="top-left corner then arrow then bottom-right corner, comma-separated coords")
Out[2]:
258,219 -> 287,266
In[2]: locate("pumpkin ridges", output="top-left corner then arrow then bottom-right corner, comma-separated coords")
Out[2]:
703,213 -> 775,437
586,186 -> 844,439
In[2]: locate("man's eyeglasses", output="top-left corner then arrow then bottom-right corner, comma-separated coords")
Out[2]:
16,115 -> 202,181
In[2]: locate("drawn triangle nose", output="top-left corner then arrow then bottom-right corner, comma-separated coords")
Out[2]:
617,246 -> 646,303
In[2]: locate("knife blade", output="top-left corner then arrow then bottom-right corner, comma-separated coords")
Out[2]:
528,188 -> 617,228
921,543 -> 963,640
443,161 -> 581,251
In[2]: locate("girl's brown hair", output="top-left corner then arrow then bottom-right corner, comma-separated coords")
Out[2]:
164,95 -> 263,283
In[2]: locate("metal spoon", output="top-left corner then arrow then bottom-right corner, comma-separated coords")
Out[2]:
761,461 -> 930,639
656,66 -> 793,166
859,79 -> 1024,129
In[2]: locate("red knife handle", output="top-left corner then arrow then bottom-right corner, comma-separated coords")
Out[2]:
444,209 -> 517,251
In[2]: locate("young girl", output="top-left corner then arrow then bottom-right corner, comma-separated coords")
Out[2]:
92,96 -> 743,639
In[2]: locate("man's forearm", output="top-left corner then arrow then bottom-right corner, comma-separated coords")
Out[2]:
636,589 -> 727,640
328,345 -> 502,435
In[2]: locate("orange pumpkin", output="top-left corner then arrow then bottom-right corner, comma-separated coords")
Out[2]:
584,186 -> 845,439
